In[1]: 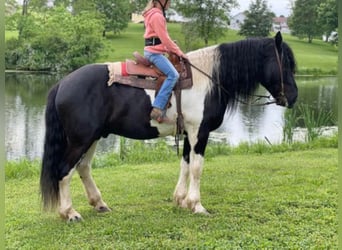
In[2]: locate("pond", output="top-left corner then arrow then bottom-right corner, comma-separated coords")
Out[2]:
5,72 -> 338,160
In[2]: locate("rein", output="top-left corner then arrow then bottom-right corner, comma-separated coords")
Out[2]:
186,41 -> 285,107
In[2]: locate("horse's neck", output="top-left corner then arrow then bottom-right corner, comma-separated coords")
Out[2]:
188,45 -> 217,72
187,45 -> 217,92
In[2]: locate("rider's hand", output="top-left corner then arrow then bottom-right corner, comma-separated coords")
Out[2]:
180,53 -> 189,62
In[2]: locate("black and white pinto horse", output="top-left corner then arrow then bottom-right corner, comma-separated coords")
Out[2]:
40,32 -> 297,221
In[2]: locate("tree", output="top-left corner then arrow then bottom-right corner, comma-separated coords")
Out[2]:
175,0 -> 237,47
28,0 -> 50,11
288,0 -> 322,43
95,0 -> 131,36
53,0 -> 72,7
5,0 -> 20,30
71,0 -> 95,15
238,0 -> 275,38
53,0 -> 131,36
317,0 -> 338,42
130,0 -> 147,13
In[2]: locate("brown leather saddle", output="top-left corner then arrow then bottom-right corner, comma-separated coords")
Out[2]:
114,51 -> 193,91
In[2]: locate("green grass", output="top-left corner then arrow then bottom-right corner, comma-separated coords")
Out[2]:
4,30 -> 18,40
5,23 -> 337,75
97,23 -> 146,63
5,140 -> 337,249
280,33 -> 338,75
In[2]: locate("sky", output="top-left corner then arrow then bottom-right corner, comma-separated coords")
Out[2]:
231,0 -> 292,17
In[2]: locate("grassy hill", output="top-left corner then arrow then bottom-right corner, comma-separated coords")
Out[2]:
5,23 -> 338,75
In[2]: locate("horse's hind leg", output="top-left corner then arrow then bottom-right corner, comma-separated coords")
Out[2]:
58,143 -> 101,221
77,141 -> 110,213
59,167 -> 82,221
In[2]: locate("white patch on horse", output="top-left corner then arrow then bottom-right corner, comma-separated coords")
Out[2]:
173,158 -> 190,208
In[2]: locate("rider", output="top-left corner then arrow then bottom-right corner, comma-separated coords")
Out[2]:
143,0 -> 188,123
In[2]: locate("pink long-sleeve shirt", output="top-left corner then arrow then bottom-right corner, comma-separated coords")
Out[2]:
143,8 -> 184,57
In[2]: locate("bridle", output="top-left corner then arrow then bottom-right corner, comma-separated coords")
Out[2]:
185,40 -> 286,106
274,42 -> 286,101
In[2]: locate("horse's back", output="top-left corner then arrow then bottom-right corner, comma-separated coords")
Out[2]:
55,64 -> 106,106
58,64 -> 108,91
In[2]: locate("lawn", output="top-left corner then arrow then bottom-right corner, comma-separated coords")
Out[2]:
281,34 -> 338,75
5,147 -> 337,249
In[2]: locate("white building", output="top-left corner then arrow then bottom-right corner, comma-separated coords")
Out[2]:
229,12 -> 246,30
230,12 -> 290,33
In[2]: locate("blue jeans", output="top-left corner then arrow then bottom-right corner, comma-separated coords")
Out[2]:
144,50 -> 179,110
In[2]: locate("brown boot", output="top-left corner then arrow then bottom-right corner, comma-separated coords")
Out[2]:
150,108 -> 171,123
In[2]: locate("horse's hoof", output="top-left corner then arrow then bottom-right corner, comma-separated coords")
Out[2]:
174,196 -> 187,209
60,208 -> 83,222
192,204 -> 210,215
67,215 -> 83,222
96,206 -> 111,213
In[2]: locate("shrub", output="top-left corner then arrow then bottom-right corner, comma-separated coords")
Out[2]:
5,7 -> 104,72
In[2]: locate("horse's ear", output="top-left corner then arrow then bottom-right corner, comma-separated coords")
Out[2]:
275,31 -> 282,48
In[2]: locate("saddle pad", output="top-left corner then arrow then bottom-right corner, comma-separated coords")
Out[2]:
107,62 -> 122,86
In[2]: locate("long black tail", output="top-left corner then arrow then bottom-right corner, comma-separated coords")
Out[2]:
40,84 -> 66,211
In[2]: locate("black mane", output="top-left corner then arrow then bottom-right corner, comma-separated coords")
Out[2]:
212,37 -> 296,110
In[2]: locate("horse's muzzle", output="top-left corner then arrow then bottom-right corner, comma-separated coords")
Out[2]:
276,95 -> 289,108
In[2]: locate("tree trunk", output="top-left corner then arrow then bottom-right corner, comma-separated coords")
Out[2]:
22,0 -> 29,16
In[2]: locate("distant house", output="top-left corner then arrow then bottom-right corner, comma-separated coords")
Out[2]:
131,13 -> 144,23
230,12 -> 290,33
166,9 -> 189,22
229,12 -> 246,30
272,16 -> 290,33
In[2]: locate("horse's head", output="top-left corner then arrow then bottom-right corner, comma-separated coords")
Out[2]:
261,32 -> 298,108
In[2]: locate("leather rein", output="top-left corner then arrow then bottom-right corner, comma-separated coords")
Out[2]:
186,42 -> 285,106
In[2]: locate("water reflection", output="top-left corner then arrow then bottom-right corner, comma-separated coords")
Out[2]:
5,73 -> 338,160
215,102 -> 286,146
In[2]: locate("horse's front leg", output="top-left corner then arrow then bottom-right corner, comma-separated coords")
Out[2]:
173,136 -> 191,208
186,132 -> 209,214
187,153 -> 208,214
77,141 -> 110,213
174,132 -> 209,214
